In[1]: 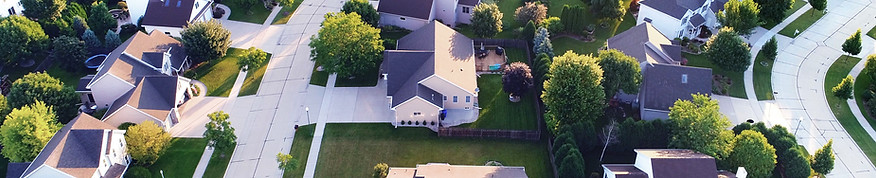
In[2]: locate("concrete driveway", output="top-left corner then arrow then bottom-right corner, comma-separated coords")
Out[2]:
170,97 -> 227,137
324,80 -> 394,123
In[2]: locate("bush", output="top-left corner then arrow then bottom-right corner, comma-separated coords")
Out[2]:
120,24 -> 139,35
540,17 -> 564,34
118,122 -> 136,130
124,166 -> 151,178
372,163 -> 389,178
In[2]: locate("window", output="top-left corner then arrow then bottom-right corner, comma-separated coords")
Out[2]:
463,7 -> 470,13
164,0 -> 170,6
466,96 -> 470,103
176,1 -> 182,7
87,94 -> 95,103
7,8 -> 14,15
443,96 -> 447,100
195,2 -> 200,9
681,74 -> 688,84
400,17 -> 406,21
644,17 -> 652,23
453,96 -> 458,102
165,32 -> 171,35
414,112 -> 421,116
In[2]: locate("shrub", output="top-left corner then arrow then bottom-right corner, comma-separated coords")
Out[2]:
372,163 -> 389,178
540,17 -> 564,34
118,122 -> 137,130
832,75 -> 854,100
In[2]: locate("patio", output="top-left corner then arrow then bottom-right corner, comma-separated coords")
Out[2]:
475,46 -> 508,72
441,108 -> 479,127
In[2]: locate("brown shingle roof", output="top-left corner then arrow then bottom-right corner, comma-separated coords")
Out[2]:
105,75 -> 182,121
21,114 -> 116,178
89,31 -> 186,87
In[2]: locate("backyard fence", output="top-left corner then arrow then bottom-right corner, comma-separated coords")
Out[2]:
472,39 -> 529,51
438,127 -> 540,140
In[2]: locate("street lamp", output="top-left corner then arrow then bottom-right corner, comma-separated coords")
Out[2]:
305,107 -> 311,123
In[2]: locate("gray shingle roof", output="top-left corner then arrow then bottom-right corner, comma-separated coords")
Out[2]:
5,163 -> 30,178
105,75 -> 181,121
640,0 -> 706,19
89,31 -> 186,87
76,75 -> 94,92
636,149 -> 718,178
378,0 -> 433,20
142,0 -> 196,27
607,23 -> 681,64
690,14 -> 706,26
641,64 -> 712,111
21,113 -> 116,178
459,0 -> 479,6
57,130 -> 104,168
711,0 -> 729,13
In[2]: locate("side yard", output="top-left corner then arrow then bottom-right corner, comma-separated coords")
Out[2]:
184,48 -> 271,97
142,138 -> 208,178
314,124 -> 553,178
683,53 -> 747,98
282,124 -> 316,178
824,55 -> 876,165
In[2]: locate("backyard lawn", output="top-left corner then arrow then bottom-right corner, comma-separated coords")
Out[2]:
753,53 -> 774,100
458,75 -> 538,130
226,3 -> 273,24
271,1 -> 304,25
853,67 -> 876,133
683,53 -> 747,98
144,138 -> 207,178
239,52 -> 272,96
282,124 -> 315,178
868,25 -> 876,39
551,12 -> 636,56
824,55 -> 876,165
45,65 -> 89,89
314,124 -> 553,178
761,0 -> 808,29
185,48 -> 271,97
778,8 -> 826,38
203,148 -> 234,178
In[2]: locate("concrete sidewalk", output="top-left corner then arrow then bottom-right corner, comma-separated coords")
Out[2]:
302,75 -> 336,178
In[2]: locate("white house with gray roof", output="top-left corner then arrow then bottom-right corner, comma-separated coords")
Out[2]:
636,0 -> 728,39
8,113 -> 131,178
129,0 -> 213,37
377,0 -> 479,30
383,21 -> 478,131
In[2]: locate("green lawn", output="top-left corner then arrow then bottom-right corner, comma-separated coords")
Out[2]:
753,53 -> 775,100
683,53 -> 748,98
308,62 -> 329,86
761,0 -> 808,29
203,148 -> 234,178
824,55 -> 876,165
282,124 -> 315,178
552,12 -> 636,56
853,68 -> 876,134
314,124 -> 553,178
271,1 -> 304,25
226,3 -> 273,24
458,75 -> 538,130
335,66 -> 379,87
45,65 -> 89,89
144,138 -> 207,178
868,25 -> 876,39
239,53 -> 272,96
778,8 -> 826,38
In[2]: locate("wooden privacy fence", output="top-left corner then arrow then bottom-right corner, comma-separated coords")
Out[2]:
438,127 -> 540,140
472,38 -> 529,50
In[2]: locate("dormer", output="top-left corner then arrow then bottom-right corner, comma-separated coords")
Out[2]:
161,48 -> 174,75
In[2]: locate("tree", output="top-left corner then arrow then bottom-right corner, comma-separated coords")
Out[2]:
233,0 -> 259,14
471,3 -> 503,38
866,54 -> 876,80
557,146 -> 586,178
71,16 -> 88,36
598,49 -> 642,98
0,95 -> 8,118
761,37 -> 778,61
181,20 -> 232,64
88,2 -> 117,37
502,62 -> 534,100
372,163 -> 389,178
309,12 -> 383,78
812,139 -> 835,175
515,2 -> 547,24
756,0 -> 794,24
730,130 -> 776,178
7,72 -> 79,123
540,16 -> 564,34
599,120 -> 619,161
668,94 -> 735,160
51,35 -> 87,72
204,111 -> 237,154
105,30 -> 121,50
591,0 -> 625,20
542,51 -> 604,133
125,121 -> 172,165
238,47 -> 268,72
522,20 -> 536,41
782,147 -> 812,178
81,29 -> 101,53
560,5 -> 587,34
0,101 -> 62,162
533,27 -> 554,58
21,0 -> 66,20
277,0 -> 295,7
276,153 -> 298,171
39,19 -> 72,38
0,15 -> 49,65
810,0 -> 827,14
342,0 -> 379,27
718,0 -> 760,35
705,27 -> 751,72
832,75 -> 854,100
615,118 -> 671,152
559,121 -> 599,152
842,29 -> 862,55
61,2 -> 86,24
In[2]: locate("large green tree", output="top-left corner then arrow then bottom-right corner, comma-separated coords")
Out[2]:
342,0 -> 379,27
87,2 -> 117,37
542,51 -> 604,133
515,2 -> 547,24
105,30 -> 122,50
21,0 -> 66,20
125,121 -> 172,165
812,139 -> 835,175
730,130 -> 777,178
597,49 -> 642,98
866,54 -> 876,80
782,146 -> 812,178
309,12 -> 383,78
0,15 -> 49,65
471,3 -> 503,38
0,101 -> 62,162
705,27 -> 751,72
718,0 -> 760,35
755,0 -> 794,24
761,37 -> 778,61
237,47 -> 268,72
204,111 -> 237,154
7,72 -> 79,123
181,20 -> 232,63
591,0 -> 625,20
556,145 -> 586,178
668,94 -> 735,161
842,29 -> 862,55
810,0 -> 827,14
502,62 -> 533,98
51,35 -> 87,72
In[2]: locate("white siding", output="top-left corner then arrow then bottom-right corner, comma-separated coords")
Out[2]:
189,0 -> 213,23
637,5 -> 683,39
90,75 -> 135,109
393,97 -> 441,128
379,13 -> 431,30
433,0 -> 456,26
0,0 -> 23,17
633,153 -> 654,178
420,76 -> 475,110
455,5 -> 474,24
128,0 -> 149,24
143,25 -> 184,37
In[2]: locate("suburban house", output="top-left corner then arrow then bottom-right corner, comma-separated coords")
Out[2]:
76,30 -> 194,130
602,149 -> 727,178
7,114 -> 131,178
377,0 -> 480,30
607,22 -> 712,120
130,0 -> 214,37
0,0 -> 23,17
636,0 -> 728,39
383,21 -> 478,131
387,163 -> 527,178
